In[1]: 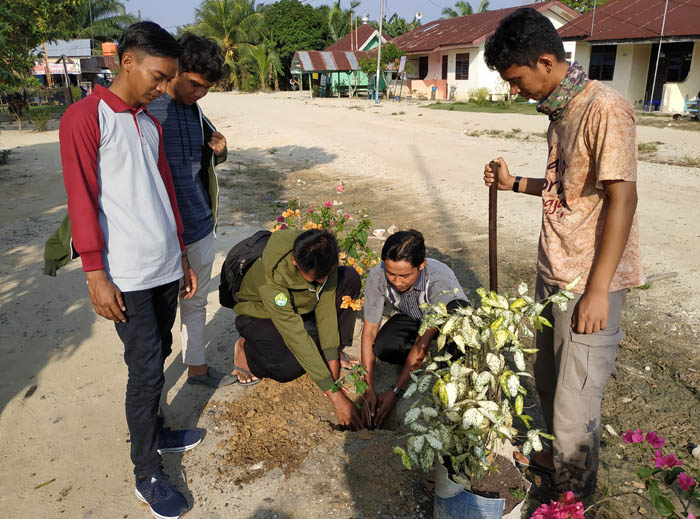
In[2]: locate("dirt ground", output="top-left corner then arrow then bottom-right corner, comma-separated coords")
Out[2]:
0,92 -> 699,519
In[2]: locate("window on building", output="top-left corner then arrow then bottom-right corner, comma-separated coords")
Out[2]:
565,51 -> 572,62
455,53 -> 469,80
589,45 -> 617,81
664,42 -> 694,83
419,56 -> 428,79
442,55 -> 448,80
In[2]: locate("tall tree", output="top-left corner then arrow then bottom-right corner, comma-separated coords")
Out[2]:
191,0 -> 264,90
247,42 -> 282,90
441,1 -> 473,18
381,13 -> 421,39
327,0 -> 361,42
72,0 -> 139,43
537,0 -> 610,12
0,0 -> 79,88
260,0 -> 330,79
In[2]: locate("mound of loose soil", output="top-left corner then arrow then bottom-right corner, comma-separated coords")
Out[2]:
204,375 -> 431,517
207,376 -> 336,484
471,454 -> 528,514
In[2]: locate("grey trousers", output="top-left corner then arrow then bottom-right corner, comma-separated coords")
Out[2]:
534,277 -> 627,497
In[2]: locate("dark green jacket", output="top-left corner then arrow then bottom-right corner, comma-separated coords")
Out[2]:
235,230 -> 339,391
43,105 -> 226,276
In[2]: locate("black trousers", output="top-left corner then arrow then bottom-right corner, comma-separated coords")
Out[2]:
235,267 -> 361,383
114,280 -> 178,479
373,299 -> 469,365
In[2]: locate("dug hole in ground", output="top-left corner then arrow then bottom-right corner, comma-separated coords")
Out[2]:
0,91 -> 699,518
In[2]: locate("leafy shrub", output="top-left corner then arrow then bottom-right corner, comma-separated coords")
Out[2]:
30,107 -> 53,132
468,87 -> 490,104
0,149 -> 11,165
394,276 -> 581,489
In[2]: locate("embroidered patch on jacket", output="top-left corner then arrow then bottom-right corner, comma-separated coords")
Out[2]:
274,293 -> 288,307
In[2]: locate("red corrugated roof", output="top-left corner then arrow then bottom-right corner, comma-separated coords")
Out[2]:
291,50 -> 370,73
559,0 -> 700,42
326,24 -> 387,51
391,1 -> 578,54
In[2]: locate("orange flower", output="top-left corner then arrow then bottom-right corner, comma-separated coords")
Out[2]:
354,266 -> 364,276
295,209 -> 301,216
340,295 -> 353,309
347,257 -> 356,266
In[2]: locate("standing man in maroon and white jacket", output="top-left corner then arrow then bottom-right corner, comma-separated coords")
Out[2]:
60,22 -> 200,519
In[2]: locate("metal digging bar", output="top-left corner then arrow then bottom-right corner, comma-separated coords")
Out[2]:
489,161 -> 499,292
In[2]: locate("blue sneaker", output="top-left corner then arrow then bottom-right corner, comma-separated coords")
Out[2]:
135,471 -> 188,519
157,429 -> 202,454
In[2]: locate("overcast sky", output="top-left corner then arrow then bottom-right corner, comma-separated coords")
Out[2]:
125,0 -> 531,31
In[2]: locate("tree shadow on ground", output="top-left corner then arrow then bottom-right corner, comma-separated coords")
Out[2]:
0,141 -> 96,417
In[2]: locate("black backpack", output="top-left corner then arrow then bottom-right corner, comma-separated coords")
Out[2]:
219,230 -> 271,309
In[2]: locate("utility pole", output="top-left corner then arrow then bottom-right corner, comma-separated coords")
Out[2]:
374,0 -> 384,104
648,0 -> 670,112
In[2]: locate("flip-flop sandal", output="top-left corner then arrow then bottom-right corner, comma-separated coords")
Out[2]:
232,365 -> 260,386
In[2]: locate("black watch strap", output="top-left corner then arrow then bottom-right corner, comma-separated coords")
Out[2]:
392,385 -> 405,398
512,176 -> 522,193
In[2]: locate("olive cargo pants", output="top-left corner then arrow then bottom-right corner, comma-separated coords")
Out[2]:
534,276 -> 627,497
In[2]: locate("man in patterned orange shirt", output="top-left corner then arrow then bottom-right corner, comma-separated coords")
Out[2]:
482,8 -> 644,498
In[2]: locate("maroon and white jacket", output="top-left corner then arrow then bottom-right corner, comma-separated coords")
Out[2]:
60,85 -> 185,292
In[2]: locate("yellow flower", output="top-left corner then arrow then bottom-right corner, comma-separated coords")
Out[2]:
338,252 -> 347,261
354,266 -> 364,276
347,257 -> 355,266
340,295 -> 353,309
295,209 -> 301,216
282,209 -> 293,218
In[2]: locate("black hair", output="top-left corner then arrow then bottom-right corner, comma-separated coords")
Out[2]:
117,22 -> 182,62
178,32 -> 224,83
292,230 -> 339,278
381,230 -> 425,268
484,8 -> 565,73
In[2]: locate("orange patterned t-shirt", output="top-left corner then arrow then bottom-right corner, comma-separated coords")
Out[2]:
536,80 -> 644,293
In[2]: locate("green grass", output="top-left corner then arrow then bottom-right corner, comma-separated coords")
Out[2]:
427,101 -> 539,115
679,154 -> 700,167
638,141 -> 663,154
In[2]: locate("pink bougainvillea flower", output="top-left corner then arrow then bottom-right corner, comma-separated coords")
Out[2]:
329,220 -> 334,226
664,453 -> 683,468
653,450 -> 666,468
280,223 -> 288,230
645,431 -> 665,448
687,513 -> 696,519
336,184 -> 344,192
530,492 -> 584,519
677,471 -> 696,491
277,216 -> 285,222
324,201 -> 332,208
307,208 -> 314,213
344,213 -> 350,219
623,429 -> 644,443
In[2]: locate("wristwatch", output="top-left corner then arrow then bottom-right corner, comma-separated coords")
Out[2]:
391,385 -> 405,399
512,176 -> 522,193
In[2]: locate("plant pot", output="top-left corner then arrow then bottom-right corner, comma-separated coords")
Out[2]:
434,442 -> 530,519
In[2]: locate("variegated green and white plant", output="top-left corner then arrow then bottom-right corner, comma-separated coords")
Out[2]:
393,276 -> 580,491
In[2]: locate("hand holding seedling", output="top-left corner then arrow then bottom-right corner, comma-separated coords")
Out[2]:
331,365 -> 369,430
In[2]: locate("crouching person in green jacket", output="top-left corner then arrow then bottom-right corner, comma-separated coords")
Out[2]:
233,229 -> 363,430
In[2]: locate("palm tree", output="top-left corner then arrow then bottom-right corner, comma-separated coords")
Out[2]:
442,1 -> 473,18
247,42 -> 282,91
441,0 -> 489,17
73,0 -> 139,42
191,0 -> 263,90
327,0 -> 361,43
